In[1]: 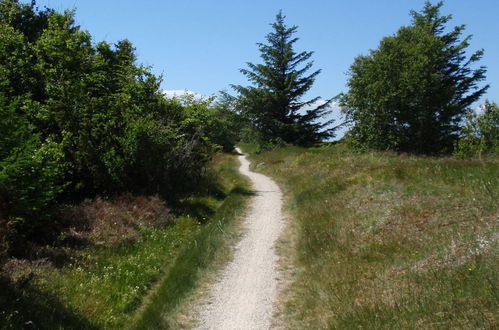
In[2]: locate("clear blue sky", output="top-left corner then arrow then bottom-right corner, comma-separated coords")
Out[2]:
30,0 -> 498,104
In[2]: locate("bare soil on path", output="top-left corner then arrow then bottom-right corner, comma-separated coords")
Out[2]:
194,148 -> 285,330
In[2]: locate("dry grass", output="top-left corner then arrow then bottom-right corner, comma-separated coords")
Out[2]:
245,143 -> 499,329
59,194 -> 172,247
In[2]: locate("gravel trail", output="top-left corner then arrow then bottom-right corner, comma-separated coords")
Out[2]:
194,148 -> 284,330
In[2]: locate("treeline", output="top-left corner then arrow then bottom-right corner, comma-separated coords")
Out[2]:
0,0 -> 240,256
232,2 -> 497,156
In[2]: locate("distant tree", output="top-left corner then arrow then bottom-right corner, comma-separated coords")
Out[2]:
204,91 -> 246,152
455,101 -> 499,159
234,11 -> 334,146
340,1 -> 489,154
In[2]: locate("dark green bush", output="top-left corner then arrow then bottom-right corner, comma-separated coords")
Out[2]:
0,0 -> 233,254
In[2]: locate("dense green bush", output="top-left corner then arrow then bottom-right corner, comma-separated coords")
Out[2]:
0,0 -> 239,255
205,99 -> 242,152
455,101 -> 499,159
340,2 -> 488,154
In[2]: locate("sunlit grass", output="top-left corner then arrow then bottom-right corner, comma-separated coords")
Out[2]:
37,221 -> 198,328
248,143 -> 498,329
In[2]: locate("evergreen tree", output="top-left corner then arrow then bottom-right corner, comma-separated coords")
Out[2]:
234,11 -> 333,146
340,1 -> 488,154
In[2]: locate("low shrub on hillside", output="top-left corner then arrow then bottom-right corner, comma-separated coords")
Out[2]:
455,100 -> 499,159
1,194 -> 173,277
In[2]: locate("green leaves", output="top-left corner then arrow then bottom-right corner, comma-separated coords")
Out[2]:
341,1 -> 488,154
0,0 -> 225,252
455,101 -> 499,158
0,134 -> 67,229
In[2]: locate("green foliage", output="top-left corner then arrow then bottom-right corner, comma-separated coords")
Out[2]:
206,92 -> 246,152
0,0 -> 52,42
340,1 -> 488,154
234,11 -> 334,146
0,0 -> 223,254
0,92 -> 66,252
0,133 -> 66,250
455,101 -> 499,158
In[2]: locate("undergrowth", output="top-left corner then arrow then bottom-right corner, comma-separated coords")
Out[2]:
0,152 -> 249,329
247,143 -> 499,329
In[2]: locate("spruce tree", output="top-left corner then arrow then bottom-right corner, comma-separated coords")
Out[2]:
340,1 -> 489,154
234,11 -> 333,145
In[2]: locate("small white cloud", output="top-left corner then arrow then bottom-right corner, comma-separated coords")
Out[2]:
475,104 -> 485,115
162,89 -> 202,99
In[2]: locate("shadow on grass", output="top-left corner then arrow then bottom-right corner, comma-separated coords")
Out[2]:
0,276 -> 97,330
174,187 -> 254,222
177,199 -> 217,221
129,161 -> 254,329
230,186 -> 256,196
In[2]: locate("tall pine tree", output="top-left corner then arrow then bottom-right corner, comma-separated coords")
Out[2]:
234,11 -> 333,146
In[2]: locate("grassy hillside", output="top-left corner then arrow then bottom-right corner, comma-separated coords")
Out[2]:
244,143 -> 498,329
0,152 -> 249,329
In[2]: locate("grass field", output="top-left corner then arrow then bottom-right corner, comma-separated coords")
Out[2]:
0,152 -> 250,329
243,143 -> 499,329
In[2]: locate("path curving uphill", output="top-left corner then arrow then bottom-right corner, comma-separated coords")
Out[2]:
194,148 -> 284,330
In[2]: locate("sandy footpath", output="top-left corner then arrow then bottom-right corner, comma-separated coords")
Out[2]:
194,148 -> 284,330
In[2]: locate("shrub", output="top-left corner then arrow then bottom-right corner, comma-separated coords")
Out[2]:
0,135 -> 66,252
455,101 -> 499,159
0,0 -> 225,255
59,194 -> 172,247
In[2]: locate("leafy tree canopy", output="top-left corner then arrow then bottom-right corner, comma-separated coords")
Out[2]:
340,1 -> 489,154
0,0 -> 235,252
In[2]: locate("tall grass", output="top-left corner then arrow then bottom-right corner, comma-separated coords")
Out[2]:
248,144 -> 498,329
0,152 -> 250,329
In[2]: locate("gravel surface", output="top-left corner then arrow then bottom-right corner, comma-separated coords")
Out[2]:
194,148 -> 284,330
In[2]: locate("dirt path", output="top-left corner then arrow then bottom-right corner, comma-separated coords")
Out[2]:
194,148 -> 284,330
